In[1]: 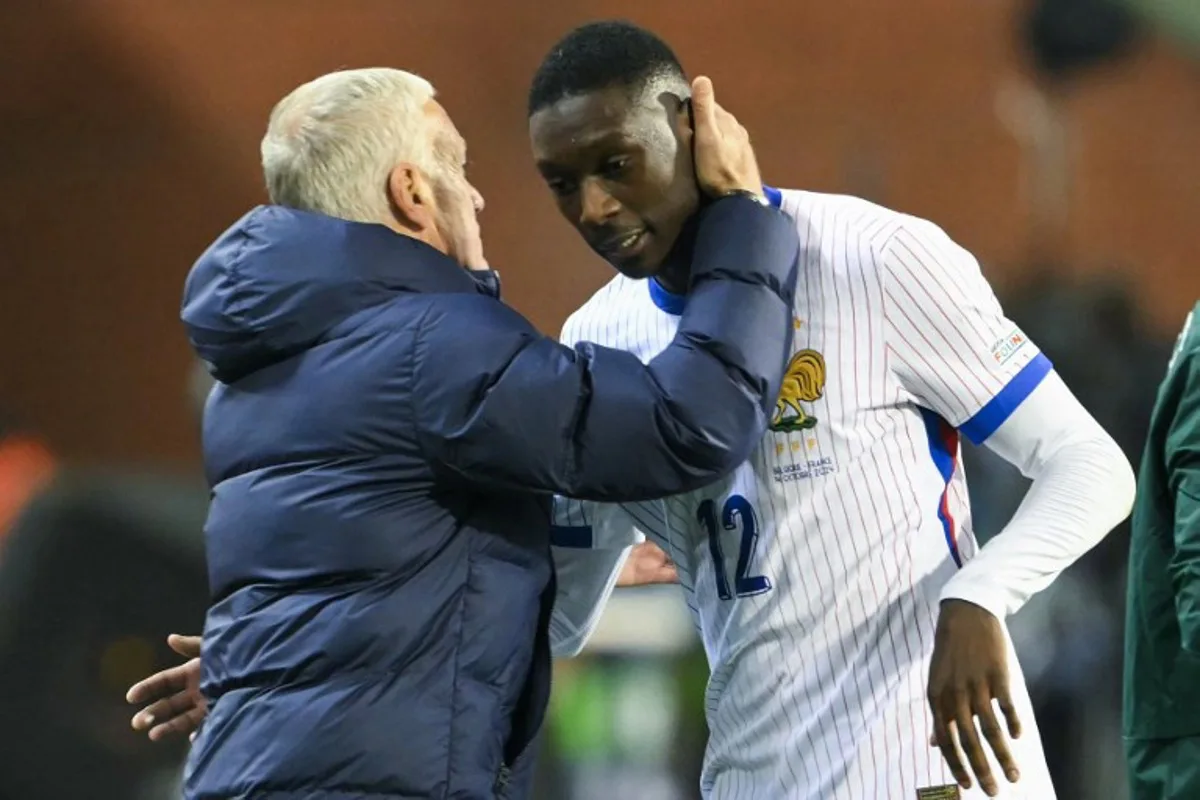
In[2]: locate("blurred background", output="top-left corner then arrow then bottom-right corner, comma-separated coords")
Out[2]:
0,0 -> 1196,797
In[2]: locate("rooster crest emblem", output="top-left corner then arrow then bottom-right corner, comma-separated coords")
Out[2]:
770,349 -> 826,433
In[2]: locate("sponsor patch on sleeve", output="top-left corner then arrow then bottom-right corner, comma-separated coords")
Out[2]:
990,327 -> 1029,366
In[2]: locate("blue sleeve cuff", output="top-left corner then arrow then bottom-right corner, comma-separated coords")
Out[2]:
959,353 -> 1054,445
550,525 -> 593,548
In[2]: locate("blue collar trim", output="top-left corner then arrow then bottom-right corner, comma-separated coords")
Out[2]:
648,277 -> 688,315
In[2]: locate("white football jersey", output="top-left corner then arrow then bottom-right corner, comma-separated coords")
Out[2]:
549,189 -> 1058,800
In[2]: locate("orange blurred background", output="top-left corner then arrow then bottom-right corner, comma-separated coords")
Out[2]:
2,0 -> 1198,468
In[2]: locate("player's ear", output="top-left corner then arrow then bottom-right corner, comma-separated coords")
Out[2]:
673,94 -> 695,150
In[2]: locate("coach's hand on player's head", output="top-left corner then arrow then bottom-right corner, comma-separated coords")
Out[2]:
616,541 -> 679,587
690,76 -> 764,200
927,600 -> 1022,797
127,633 -> 207,742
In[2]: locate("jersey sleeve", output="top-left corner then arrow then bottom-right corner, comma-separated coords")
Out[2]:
881,217 -> 1053,445
939,371 -> 1134,619
550,495 -> 643,549
549,496 -> 643,658
547,310 -> 646,552
543,308 -> 645,656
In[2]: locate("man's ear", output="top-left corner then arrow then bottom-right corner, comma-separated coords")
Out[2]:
387,163 -> 434,233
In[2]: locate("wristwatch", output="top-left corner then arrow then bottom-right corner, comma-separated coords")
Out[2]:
720,189 -> 770,206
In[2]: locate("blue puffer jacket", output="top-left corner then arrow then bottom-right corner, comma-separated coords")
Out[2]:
179,197 -> 798,799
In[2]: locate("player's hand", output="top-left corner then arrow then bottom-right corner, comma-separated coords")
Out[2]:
127,634 -> 207,742
616,541 -> 678,587
690,76 -> 764,200
927,600 -> 1022,797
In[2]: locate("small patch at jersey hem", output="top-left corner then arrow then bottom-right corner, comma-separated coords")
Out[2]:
916,785 -> 961,800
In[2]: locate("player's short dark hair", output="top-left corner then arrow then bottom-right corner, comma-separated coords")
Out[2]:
528,21 -> 688,117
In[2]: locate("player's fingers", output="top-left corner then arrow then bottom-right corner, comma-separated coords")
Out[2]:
995,682 -> 1023,740
167,634 -> 202,659
159,686 -> 202,718
132,695 -> 178,734
932,711 -> 970,790
126,668 -> 185,705
651,564 -> 679,584
974,691 -> 1020,786
956,697 -> 997,796
148,705 -> 207,742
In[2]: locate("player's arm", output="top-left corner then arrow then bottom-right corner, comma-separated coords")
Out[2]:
412,194 -> 798,502
881,216 -> 1134,621
1165,346 -> 1200,655
882,216 -> 1134,795
944,374 -> 1134,613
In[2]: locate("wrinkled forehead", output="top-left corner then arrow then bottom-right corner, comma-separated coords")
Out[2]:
529,86 -> 669,166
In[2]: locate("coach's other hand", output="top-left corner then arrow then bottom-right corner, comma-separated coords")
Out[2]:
927,599 -> 1022,797
616,541 -> 679,587
690,76 -> 764,200
127,634 -> 206,742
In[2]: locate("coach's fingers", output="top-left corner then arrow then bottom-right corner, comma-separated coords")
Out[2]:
975,690 -> 1020,787
955,698 -> 997,796
932,712 -> 971,790
691,75 -> 716,131
708,98 -> 746,142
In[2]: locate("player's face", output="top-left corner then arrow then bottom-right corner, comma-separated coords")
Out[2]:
529,85 -> 700,280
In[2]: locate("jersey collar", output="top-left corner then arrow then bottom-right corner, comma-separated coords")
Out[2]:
648,185 -> 783,316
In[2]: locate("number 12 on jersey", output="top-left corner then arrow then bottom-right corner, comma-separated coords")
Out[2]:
698,494 -> 772,600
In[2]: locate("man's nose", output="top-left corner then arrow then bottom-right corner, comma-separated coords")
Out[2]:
471,185 -> 485,213
579,179 -> 619,227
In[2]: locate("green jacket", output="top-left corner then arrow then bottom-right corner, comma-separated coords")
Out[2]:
1124,302 -> 1200,740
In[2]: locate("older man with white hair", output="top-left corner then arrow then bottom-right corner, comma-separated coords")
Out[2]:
172,66 -> 800,798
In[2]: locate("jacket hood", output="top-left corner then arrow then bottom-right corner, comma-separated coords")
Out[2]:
182,205 -> 495,382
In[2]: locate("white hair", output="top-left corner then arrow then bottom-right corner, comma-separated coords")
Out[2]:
260,68 -> 438,224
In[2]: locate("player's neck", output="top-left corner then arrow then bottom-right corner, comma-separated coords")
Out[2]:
654,215 -> 701,295
655,260 -> 690,295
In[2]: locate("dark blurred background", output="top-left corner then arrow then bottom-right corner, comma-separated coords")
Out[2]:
0,0 -> 1196,797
